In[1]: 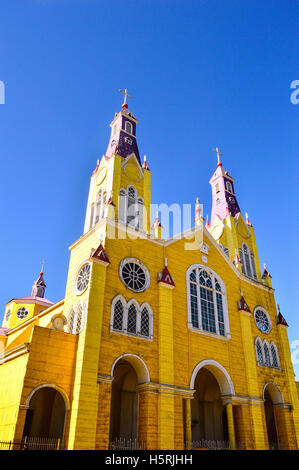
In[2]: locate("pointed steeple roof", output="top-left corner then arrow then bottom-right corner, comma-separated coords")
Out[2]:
262,263 -> 272,280
31,263 -> 47,298
209,149 -> 241,223
105,90 -> 141,164
276,304 -> 288,327
142,155 -> 150,171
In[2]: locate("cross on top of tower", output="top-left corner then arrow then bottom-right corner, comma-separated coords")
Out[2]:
119,88 -> 132,108
213,147 -> 223,167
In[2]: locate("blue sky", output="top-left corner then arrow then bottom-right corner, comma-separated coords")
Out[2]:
0,0 -> 298,374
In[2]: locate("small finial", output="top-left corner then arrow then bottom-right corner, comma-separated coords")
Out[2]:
277,303 -> 280,312
240,287 -> 243,296
263,263 -> 266,270
144,155 -> 147,162
40,260 -> 45,275
165,257 -> 167,266
155,211 -> 159,219
97,158 -> 99,166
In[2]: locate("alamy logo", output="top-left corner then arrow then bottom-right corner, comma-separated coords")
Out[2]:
0,81 -> 4,104
290,80 -> 299,104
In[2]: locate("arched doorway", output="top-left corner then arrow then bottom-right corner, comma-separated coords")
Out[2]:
23,386 -> 66,443
190,360 -> 235,449
191,368 -> 228,443
109,359 -> 138,445
263,383 -> 282,450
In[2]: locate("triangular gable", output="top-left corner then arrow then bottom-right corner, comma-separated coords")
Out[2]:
277,312 -> 288,327
158,266 -> 175,288
90,243 -> 110,265
238,296 -> 251,313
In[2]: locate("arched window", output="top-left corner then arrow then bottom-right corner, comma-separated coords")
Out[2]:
113,299 -> 124,331
95,190 -> 102,224
140,307 -> 150,337
250,252 -> 257,280
226,181 -> 233,193
125,121 -> 133,134
215,183 -> 220,194
263,341 -> 271,367
118,189 -> 126,223
118,186 -> 142,230
127,304 -> 137,334
89,203 -> 95,230
255,337 -> 264,365
67,308 -> 75,334
137,197 -> 144,231
187,265 -> 229,337
243,243 -> 252,278
67,304 -> 85,334
110,296 -> 153,339
239,243 -> 257,279
270,342 -> 280,368
223,247 -> 229,257
74,305 -> 83,333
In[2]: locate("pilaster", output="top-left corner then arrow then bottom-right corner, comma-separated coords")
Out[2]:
67,259 -> 108,449
158,282 -> 174,449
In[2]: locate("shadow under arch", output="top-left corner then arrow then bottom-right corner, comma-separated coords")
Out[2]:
110,353 -> 150,384
189,360 -> 235,447
263,382 -> 284,450
109,354 -> 150,447
23,384 -> 69,444
263,382 -> 284,405
190,359 -> 235,396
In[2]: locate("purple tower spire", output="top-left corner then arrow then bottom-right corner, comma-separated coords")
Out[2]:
31,263 -> 47,298
105,89 -> 141,164
209,148 -> 241,223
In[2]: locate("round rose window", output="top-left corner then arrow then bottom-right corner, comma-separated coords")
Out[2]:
76,263 -> 91,293
119,258 -> 150,292
254,308 -> 271,334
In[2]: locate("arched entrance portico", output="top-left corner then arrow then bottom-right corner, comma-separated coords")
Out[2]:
263,382 -> 284,450
23,385 -> 68,445
190,360 -> 235,449
109,354 -> 150,449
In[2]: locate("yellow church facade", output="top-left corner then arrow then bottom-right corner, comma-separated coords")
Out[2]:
0,95 -> 298,450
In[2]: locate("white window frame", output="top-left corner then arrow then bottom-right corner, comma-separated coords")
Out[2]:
254,306 -> 272,334
124,120 -> 133,135
270,341 -> 280,369
226,181 -> 233,193
255,336 -> 264,365
186,264 -> 230,339
119,257 -> 150,293
118,186 -> 144,231
67,302 -> 86,334
239,242 -> 257,280
110,294 -> 153,340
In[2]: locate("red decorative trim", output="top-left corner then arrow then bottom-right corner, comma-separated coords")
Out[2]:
238,296 -> 251,313
91,243 -> 110,264
277,312 -> 288,327
152,218 -> 162,228
262,268 -> 272,279
106,197 -> 116,207
158,266 -> 175,287
233,253 -> 241,266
